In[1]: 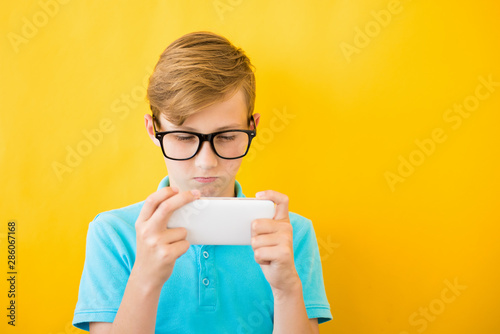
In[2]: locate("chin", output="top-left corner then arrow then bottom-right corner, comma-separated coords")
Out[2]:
198,187 -> 220,198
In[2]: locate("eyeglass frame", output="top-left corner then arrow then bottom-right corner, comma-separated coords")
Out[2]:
152,115 -> 257,160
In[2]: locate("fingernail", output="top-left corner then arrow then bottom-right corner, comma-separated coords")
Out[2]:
191,189 -> 201,197
256,191 -> 265,198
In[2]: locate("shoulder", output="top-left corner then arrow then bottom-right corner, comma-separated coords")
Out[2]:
288,211 -> 316,243
86,200 -> 145,245
91,200 -> 144,227
289,211 -> 313,230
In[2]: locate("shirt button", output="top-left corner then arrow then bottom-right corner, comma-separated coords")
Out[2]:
202,278 -> 210,286
203,251 -> 209,259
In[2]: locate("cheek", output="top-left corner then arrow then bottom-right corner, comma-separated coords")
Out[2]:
164,159 -> 193,175
221,159 -> 242,174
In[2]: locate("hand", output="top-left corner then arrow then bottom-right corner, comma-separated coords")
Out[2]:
251,190 -> 301,294
132,186 -> 201,291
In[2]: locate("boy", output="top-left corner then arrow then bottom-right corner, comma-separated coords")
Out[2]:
73,31 -> 332,333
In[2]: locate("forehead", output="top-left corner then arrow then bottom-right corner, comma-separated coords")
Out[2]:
164,89 -> 248,132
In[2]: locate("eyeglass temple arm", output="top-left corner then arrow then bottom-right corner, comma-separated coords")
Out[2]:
152,114 -> 158,133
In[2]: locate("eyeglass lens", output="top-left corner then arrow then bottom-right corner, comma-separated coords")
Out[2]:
162,131 -> 250,159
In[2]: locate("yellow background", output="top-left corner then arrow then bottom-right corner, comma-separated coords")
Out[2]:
1,0 -> 499,333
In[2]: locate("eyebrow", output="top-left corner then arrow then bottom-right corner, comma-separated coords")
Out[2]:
169,123 -> 244,132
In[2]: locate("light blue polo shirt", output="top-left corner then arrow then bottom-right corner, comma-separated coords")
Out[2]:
73,176 -> 332,333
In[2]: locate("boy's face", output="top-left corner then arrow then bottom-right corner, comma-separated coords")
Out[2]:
145,88 -> 260,197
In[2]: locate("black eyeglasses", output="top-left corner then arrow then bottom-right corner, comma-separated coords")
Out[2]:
152,115 -> 256,160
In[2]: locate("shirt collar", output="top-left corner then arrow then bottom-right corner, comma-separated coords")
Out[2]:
157,175 -> 245,198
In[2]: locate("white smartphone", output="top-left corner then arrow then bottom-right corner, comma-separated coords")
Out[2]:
167,197 -> 276,245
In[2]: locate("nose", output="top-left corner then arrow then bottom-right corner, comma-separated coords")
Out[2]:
194,141 -> 218,169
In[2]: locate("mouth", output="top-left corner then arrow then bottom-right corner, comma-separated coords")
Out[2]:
194,177 -> 217,183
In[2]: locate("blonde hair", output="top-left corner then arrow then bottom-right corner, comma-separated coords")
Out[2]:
147,31 -> 256,127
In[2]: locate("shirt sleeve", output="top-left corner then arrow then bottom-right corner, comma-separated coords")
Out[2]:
291,214 -> 333,324
72,213 -> 133,331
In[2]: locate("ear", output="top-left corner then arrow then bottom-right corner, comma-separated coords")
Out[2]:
251,113 -> 261,130
144,114 -> 161,147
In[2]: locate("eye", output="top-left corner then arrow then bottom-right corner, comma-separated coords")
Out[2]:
217,135 -> 236,141
175,135 -> 196,142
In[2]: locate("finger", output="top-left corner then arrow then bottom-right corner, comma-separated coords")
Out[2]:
161,239 -> 191,261
149,189 -> 201,230
254,245 -> 283,265
137,186 -> 179,224
169,239 -> 191,259
251,219 -> 279,236
251,232 -> 280,250
158,226 -> 188,244
256,190 -> 289,221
